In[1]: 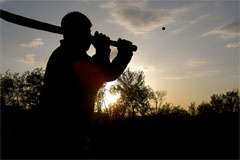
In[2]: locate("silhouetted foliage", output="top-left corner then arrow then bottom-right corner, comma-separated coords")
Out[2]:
94,83 -> 106,113
150,90 -> 167,115
110,68 -> 154,117
171,105 -> 189,116
158,102 -> 172,114
0,68 -> 44,109
188,102 -> 197,116
210,90 -> 240,113
197,90 -> 239,115
197,101 -> 214,115
1,68 -> 239,117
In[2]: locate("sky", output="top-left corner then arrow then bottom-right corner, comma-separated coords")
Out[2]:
0,0 -> 239,108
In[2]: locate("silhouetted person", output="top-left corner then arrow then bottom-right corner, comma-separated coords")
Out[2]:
40,11 -> 133,157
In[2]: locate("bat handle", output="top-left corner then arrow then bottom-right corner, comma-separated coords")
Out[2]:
110,40 -> 137,52
91,35 -> 137,52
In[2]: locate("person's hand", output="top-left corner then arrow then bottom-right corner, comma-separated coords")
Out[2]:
117,38 -> 133,57
92,31 -> 111,59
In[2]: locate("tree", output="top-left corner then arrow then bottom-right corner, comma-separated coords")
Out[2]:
137,85 -> 154,116
171,105 -> 189,116
210,90 -> 239,113
0,71 -> 15,107
197,101 -> 214,115
150,90 -> 167,115
108,99 -> 122,119
0,68 -> 44,109
24,68 -> 44,108
111,68 -> 153,117
158,102 -> 172,115
188,102 -> 197,116
197,90 -> 240,115
94,83 -> 107,113
0,71 -> 25,107
109,88 -> 127,118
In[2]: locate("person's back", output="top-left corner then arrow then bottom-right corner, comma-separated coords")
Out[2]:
40,11 -> 133,157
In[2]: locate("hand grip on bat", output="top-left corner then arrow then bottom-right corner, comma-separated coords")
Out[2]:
109,39 -> 137,52
91,34 -> 137,52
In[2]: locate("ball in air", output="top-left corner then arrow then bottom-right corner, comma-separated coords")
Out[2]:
162,27 -> 165,30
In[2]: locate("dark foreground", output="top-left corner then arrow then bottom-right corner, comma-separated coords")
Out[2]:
1,106 -> 239,159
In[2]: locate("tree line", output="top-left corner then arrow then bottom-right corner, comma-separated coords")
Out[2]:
95,68 -> 239,118
0,68 -> 44,109
0,68 -> 239,117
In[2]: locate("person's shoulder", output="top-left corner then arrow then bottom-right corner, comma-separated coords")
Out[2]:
50,45 -> 64,59
46,46 -> 65,69
52,40 -> 65,55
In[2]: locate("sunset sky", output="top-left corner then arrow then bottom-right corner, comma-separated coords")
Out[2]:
0,0 -> 239,108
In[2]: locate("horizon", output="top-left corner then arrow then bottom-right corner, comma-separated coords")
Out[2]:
0,0 -> 239,108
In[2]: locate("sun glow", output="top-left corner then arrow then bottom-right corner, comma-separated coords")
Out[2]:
104,92 -> 121,108
102,81 -> 121,109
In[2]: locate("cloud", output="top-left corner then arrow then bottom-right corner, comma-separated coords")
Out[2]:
171,14 -> 209,35
129,64 -> 160,73
171,27 -> 185,34
187,60 -> 207,66
189,14 -> 209,24
164,70 -> 220,80
21,38 -> 44,48
101,1 -> 197,35
201,18 -> 240,39
225,41 -> 240,48
17,54 -> 36,64
142,65 -> 160,73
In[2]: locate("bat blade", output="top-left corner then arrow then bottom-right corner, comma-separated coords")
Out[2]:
0,9 -> 137,51
0,9 -> 62,34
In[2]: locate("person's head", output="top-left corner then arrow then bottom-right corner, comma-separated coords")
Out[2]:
61,11 -> 92,51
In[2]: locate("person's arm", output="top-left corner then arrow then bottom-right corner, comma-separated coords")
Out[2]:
91,31 -> 111,78
104,39 -> 133,81
91,32 -> 133,82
